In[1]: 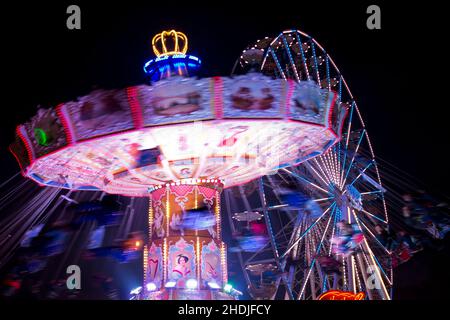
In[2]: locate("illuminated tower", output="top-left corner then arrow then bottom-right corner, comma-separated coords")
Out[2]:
142,31 -> 232,300
143,30 -> 201,82
144,180 -> 232,299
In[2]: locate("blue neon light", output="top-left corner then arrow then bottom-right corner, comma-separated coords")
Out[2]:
143,52 -> 201,82
155,55 -> 169,62
144,59 -> 154,68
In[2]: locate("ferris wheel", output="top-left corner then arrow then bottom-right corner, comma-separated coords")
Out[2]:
226,29 -> 392,300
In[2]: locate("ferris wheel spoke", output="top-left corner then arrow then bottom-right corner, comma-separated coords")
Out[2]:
340,129 -> 366,189
312,197 -> 334,202
359,241 -> 392,287
344,102 -> 355,148
325,149 -> 340,185
325,56 -> 333,92
268,48 -> 286,80
347,160 -> 374,187
312,158 -> 333,186
317,155 -> 337,185
281,34 -> 300,82
282,168 -> 331,195
329,150 -> 341,185
298,207 -> 335,299
361,208 -> 388,224
243,212 -> 296,265
282,201 -> 336,259
352,208 -> 389,252
294,32 -> 310,80
371,163 -> 389,223
328,206 -> 340,256
358,219 -> 391,254
310,42 -> 321,85
361,190 -> 384,195
339,103 -> 354,183
352,211 -> 392,298
369,247 -> 391,285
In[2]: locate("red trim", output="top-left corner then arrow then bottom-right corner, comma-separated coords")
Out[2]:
127,86 -> 144,129
285,79 -> 296,118
213,77 -> 223,119
327,90 -> 338,130
16,125 -> 34,164
56,103 -> 75,145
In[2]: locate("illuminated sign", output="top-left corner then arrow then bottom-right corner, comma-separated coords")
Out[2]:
318,290 -> 365,300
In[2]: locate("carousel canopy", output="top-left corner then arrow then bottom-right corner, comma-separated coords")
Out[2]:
10,73 -> 344,196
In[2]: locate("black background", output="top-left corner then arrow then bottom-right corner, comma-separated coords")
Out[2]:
0,0 -> 448,300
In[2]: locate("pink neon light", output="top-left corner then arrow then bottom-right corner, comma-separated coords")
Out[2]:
127,86 -> 144,129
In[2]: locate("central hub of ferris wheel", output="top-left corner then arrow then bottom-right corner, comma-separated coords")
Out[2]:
329,183 -> 363,214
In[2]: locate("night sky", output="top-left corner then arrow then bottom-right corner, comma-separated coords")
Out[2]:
0,1 -> 448,299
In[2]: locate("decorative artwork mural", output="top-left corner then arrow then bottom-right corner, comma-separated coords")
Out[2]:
153,202 -> 166,238
147,243 -> 163,288
168,238 -> 196,287
289,81 -> 336,125
201,240 -> 222,285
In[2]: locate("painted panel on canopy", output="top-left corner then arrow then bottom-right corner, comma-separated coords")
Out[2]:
139,77 -> 214,126
289,81 -> 335,126
331,100 -> 350,138
23,108 -> 68,158
63,89 -> 134,141
222,74 -> 286,119
201,239 -> 223,285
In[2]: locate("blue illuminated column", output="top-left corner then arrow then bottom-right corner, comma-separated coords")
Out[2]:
143,30 -> 201,82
